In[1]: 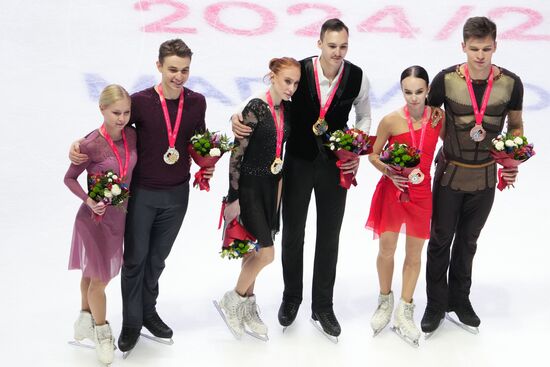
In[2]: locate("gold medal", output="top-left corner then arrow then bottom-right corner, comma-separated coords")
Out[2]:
270,157 -> 284,175
163,147 -> 179,165
470,125 -> 486,142
312,118 -> 328,136
408,168 -> 425,185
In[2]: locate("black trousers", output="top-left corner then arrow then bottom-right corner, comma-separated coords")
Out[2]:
281,153 -> 347,312
426,178 -> 495,311
121,183 -> 189,328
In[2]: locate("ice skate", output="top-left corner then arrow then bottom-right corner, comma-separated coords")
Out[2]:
213,290 -> 247,339
370,291 -> 394,337
421,305 -> 445,339
278,301 -> 300,333
94,322 -> 115,366
243,295 -> 269,341
391,299 -> 420,348
68,310 -> 95,349
311,310 -> 341,344
446,301 -> 480,335
118,326 -> 140,359
141,312 -> 174,345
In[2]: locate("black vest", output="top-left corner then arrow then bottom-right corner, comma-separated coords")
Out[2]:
286,57 -> 363,161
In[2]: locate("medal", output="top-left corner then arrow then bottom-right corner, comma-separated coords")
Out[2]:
158,83 -> 184,165
312,57 -> 345,136
266,89 -> 285,175
464,64 -> 494,143
312,118 -> 328,136
163,147 -> 180,165
270,157 -> 284,174
408,168 -> 425,185
469,125 -> 486,142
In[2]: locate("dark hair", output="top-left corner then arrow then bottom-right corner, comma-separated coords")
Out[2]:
463,16 -> 497,41
400,65 -> 429,86
320,18 -> 349,40
158,39 -> 193,64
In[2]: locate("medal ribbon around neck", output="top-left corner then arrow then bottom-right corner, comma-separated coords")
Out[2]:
266,89 -> 284,161
100,124 -> 129,178
404,106 -> 429,155
464,64 -> 494,126
313,57 -> 345,121
158,83 -> 184,149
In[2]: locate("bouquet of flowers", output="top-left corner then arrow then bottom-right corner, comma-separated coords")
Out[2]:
188,130 -> 233,191
87,169 -> 130,221
379,142 -> 422,202
490,133 -> 535,190
217,200 -> 258,259
326,128 -> 376,189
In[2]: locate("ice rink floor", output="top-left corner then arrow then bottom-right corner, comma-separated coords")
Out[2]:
1,1 -> 549,366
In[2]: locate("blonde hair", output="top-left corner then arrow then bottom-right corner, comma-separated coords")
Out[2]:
99,84 -> 130,108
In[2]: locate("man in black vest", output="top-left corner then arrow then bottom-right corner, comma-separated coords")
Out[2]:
232,18 -> 371,338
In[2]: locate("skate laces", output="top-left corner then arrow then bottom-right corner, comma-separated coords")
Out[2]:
246,300 -> 264,324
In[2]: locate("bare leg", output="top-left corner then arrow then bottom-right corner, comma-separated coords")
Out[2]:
377,232 -> 399,295
401,236 -> 425,303
88,278 -> 109,325
80,277 -> 91,311
235,247 -> 274,296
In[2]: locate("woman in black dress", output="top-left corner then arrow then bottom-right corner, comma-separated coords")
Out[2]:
216,57 -> 301,340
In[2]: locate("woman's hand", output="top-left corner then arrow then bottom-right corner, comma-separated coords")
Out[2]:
86,197 -> 107,216
224,200 -> 241,222
384,165 -> 409,191
69,139 -> 88,165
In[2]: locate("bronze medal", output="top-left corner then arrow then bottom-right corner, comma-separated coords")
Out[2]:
408,168 -> 425,185
470,125 -> 486,142
163,147 -> 180,165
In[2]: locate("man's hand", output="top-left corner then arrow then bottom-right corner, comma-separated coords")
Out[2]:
339,157 -> 360,175
231,113 -> 251,139
202,166 -> 215,179
501,167 -> 518,186
69,138 -> 88,165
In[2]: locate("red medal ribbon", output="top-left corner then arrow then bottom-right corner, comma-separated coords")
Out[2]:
404,106 -> 429,154
158,83 -> 184,148
313,57 -> 345,120
464,64 -> 494,126
266,89 -> 284,159
100,124 -> 129,178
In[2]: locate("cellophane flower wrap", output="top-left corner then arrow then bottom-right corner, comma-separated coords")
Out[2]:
326,128 -> 375,189
218,199 -> 258,259
87,169 -> 130,221
188,130 -> 233,191
379,142 -> 421,203
490,133 -> 535,191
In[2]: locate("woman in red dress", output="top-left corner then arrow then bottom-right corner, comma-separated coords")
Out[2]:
366,66 -> 444,346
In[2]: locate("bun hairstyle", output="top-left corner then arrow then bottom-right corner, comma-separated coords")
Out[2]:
99,84 -> 130,108
264,57 -> 300,82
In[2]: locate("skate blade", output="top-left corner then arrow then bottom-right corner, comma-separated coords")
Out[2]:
423,317 -> 444,340
68,340 -> 95,349
371,321 -> 390,337
245,329 -> 269,342
310,318 -> 339,344
212,300 -> 242,340
122,350 -> 132,360
445,313 -> 479,335
390,326 -> 420,348
140,332 -> 174,345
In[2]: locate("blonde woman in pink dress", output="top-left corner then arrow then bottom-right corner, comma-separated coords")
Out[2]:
64,84 -> 137,365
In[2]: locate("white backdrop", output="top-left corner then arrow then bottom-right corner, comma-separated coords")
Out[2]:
1,1 -> 549,366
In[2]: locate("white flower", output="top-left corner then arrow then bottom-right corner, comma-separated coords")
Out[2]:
494,141 -> 505,151
331,145 -> 336,150
505,139 -> 516,148
209,148 -> 221,157
104,189 -> 113,199
112,175 -> 118,180
111,184 -> 121,196
336,138 -> 341,142
108,178 -> 113,183
513,136 -> 523,145
107,171 -> 113,177
330,136 -> 335,141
